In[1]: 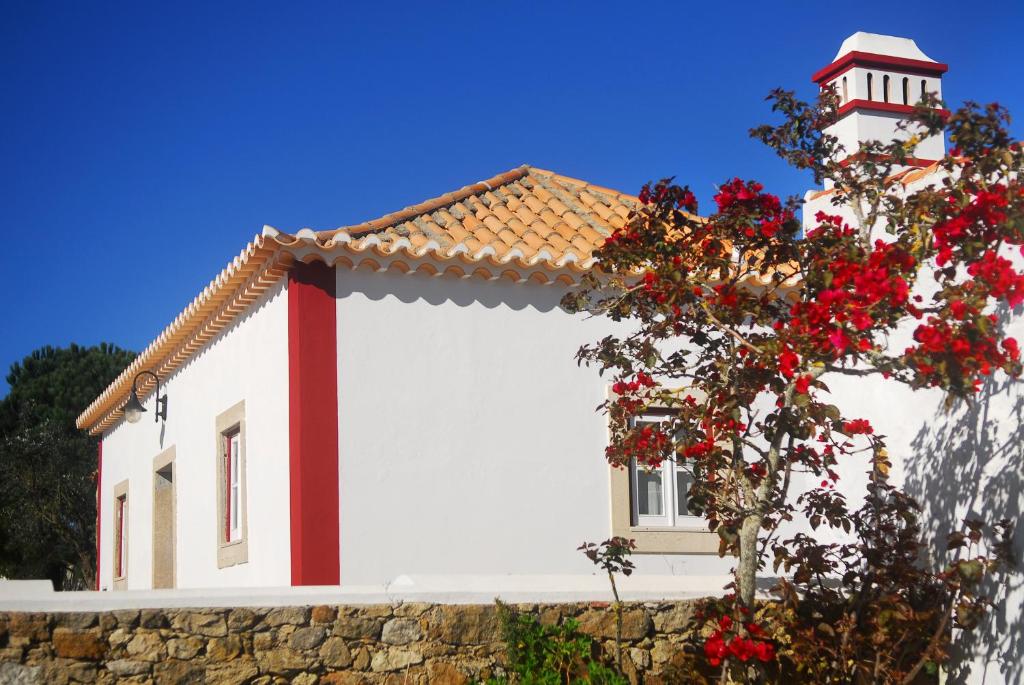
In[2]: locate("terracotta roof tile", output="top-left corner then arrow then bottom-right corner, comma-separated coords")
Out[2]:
314,165 -> 640,272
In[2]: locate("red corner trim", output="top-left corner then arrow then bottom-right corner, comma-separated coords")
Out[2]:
288,261 -> 340,586
836,99 -> 951,119
812,51 -> 948,84
96,438 -> 102,590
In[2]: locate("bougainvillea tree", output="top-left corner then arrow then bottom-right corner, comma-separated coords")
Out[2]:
565,90 -> 1020,682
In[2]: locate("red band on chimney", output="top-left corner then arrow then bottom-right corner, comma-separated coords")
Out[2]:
288,261 -> 340,586
836,99 -> 951,119
813,51 -> 948,84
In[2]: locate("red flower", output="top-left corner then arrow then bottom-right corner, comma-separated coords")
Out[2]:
728,636 -> 757,662
843,419 -> 874,434
704,632 -> 727,666
754,641 -> 776,662
1003,337 -> 1020,361
794,374 -> 813,394
778,348 -> 799,379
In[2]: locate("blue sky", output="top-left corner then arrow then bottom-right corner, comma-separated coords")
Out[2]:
2,1 -> 1022,398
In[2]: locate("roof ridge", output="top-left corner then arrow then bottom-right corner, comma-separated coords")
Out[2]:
527,172 -> 614,238
528,167 -> 639,203
320,165 -> 533,239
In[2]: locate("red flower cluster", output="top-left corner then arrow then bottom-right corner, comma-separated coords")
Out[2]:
611,372 -> 657,395
638,181 -> 698,212
785,214 -> 918,357
842,419 -> 873,434
933,185 -> 1012,266
713,178 -> 793,239
966,250 -> 1024,308
905,316 -> 1019,389
703,616 -> 776,667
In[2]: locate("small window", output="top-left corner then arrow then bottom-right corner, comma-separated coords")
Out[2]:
115,495 -> 128,577
629,418 -> 700,528
902,77 -> 909,105
841,76 -> 848,103
882,75 -> 890,103
225,431 -> 242,542
216,400 -> 248,567
867,73 -> 874,101
111,478 -> 129,590
921,79 -> 927,100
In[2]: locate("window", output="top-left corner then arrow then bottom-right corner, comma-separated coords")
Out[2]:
921,79 -> 927,100
112,479 -> 129,589
215,400 -> 248,567
902,77 -> 909,105
866,73 -> 873,101
225,431 -> 241,542
608,402 -> 717,554
630,419 -> 701,528
116,496 -> 127,576
841,76 -> 848,103
882,75 -> 890,103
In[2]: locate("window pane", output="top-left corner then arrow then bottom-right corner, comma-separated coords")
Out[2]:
637,468 -> 663,516
675,470 -> 690,518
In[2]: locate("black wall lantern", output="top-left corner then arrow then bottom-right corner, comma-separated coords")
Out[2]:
122,370 -> 168,424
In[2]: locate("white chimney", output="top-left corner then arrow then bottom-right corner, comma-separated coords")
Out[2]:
813,32 -> 947,166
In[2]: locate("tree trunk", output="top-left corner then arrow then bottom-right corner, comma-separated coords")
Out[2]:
737,513 -> 763,610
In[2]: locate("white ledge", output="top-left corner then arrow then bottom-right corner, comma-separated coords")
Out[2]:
0,575 -> 734,612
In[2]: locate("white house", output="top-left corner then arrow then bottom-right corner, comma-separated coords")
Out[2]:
80,163 -> 736,592
77,35 -> 1021,682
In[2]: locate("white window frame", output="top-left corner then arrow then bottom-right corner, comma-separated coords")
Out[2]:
629,416 -> 704,529
227,432 -> 241,543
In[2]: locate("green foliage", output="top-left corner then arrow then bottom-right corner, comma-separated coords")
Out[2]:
482,602 -> 626,685
0,343 -> 134,589
0,343 -> 135,431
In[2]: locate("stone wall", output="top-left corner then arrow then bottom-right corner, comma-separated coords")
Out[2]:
0,600 -> 698,684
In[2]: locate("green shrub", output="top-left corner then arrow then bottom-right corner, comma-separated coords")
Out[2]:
481,601 -> 626,685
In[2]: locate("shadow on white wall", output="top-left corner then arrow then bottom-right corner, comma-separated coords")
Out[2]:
905,307 -> 1024,685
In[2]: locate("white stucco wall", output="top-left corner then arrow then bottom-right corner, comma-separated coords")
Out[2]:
334,269 -> 733,586
803,169 -> 1024,685
98,281 -> 291,591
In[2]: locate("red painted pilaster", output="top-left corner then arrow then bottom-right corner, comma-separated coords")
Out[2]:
96,438 -> 102,590
288,260 -> 340,585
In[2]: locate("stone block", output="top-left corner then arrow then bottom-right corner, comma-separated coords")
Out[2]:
54,613 -> 98,630
334,615 -> 384,640
255,646 -> 307,674
207,635 -> 242,661
205,658 -> 259,685
125,630 -> 166,662
105,659 -> 151,677
381,618 -> 421,645
166,637 -> 203,660
371,647 -> 424,672
52,628 -> 107,660
319,637 -> 353,668
426,605 -> 497,645
264,607 -> 310,627
576,608 -> 652,641
311,605 -> 337,624
153,659 -> 205,684
289,626 -> 327,651
426,661 -> 469,685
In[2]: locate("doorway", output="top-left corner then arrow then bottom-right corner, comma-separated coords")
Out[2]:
152,448 -> 176,589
